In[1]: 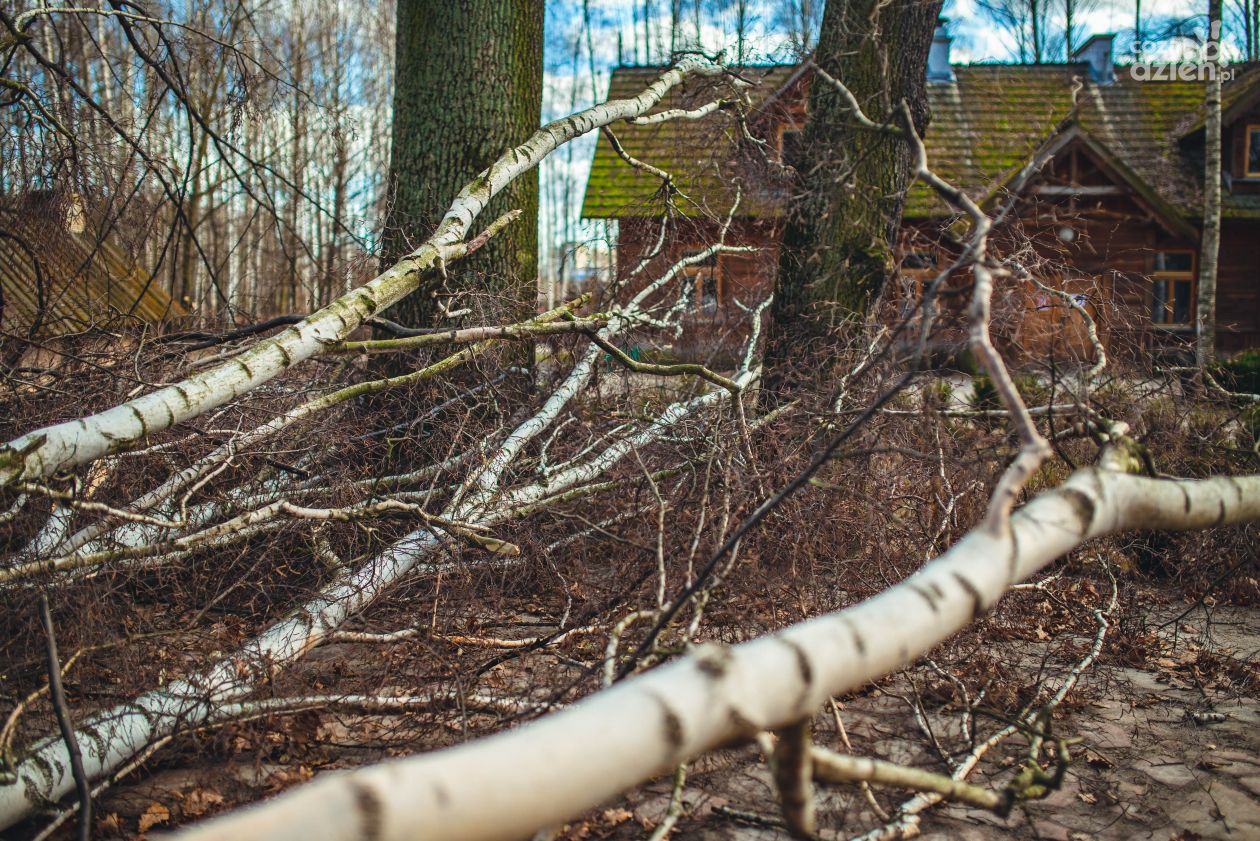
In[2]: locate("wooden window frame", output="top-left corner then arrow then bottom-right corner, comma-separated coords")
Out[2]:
1150,249 -> 1196,328
776,123 -> 804,166
1246,124 -> 1260,178
896,249 -> 939,301
681,249 -> 723,317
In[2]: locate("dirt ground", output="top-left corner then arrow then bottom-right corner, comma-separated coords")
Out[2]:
613,604 -> 1260,841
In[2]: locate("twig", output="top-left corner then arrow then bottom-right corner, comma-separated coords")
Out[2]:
331,318 -> 607,355
646,764 -> 689,841
38,594 -> 91,841
851,560 -> 1120,840
811,744 -> 1009,813
831,699 -> 889,820
772,719 -> 817,838
584,331 -> 741,394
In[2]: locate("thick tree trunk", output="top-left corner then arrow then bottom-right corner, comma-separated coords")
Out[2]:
763,0 -> 941,395
383,0 -> 543,329
1197,0 -> 1222,368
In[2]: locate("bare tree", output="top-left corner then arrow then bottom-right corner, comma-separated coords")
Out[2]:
977,0 -> 1097,62
382,0 -> 543,332
1198,0 -> 1223,368
777,0 -> 825,55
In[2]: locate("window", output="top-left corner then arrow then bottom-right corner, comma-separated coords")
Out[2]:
1247,125 -> 1260,178
896,249 -> 939,317
682,249 -> 722,316
901,251 -> 937,274
1150,250 -> 1195,326
780,129 -> 804,169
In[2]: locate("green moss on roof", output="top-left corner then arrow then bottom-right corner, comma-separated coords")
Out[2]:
583,62 -> 1246,222
582,65 -> 797,219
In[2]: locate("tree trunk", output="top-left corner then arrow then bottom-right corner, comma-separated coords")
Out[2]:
1135,0 -> 1142,60
763,0 -> 941,394
1065,0 -> 1074,57
1031,0 -> 1042,62
383,0 -> 543,329
1197,0 -> 1221,368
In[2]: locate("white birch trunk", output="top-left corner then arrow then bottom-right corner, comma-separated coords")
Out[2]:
1197,0 -> 1222,367
166,467 -> 1260,841
0,57 -> 725,489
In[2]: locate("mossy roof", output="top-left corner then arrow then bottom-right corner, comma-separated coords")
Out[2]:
581,62 -> 1260,223
581,64 -> 800,220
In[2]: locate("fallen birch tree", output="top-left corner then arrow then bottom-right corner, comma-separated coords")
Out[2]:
1,46 -> 1257,841
170,456 -> 1260,841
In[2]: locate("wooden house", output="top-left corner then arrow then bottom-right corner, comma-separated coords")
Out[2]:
0,191 -> 184,339
581,28 -> 1260,366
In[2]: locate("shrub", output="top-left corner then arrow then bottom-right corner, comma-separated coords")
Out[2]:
969,374 -> 999,410
1214,349 -> 1260,395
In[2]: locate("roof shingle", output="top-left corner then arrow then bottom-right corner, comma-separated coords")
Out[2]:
581,62 -> 1260,222
0,193 -> 184,337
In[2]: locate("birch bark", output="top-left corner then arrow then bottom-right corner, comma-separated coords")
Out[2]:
168,466 -> 1260,841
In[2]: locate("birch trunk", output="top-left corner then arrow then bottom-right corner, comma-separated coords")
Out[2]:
170,466 -> 1260,841
1197,0 -> 1222,368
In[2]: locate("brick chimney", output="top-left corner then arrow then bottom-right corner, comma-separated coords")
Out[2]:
1072,34 -> 1116,85
927,18 -> 955,83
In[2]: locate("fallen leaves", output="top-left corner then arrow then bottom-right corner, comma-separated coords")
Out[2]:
137,801 -> 170,833
181,787 -> 225,818
1083,748 -> 1114,769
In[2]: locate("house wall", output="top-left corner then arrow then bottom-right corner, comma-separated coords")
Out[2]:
1218,220 -> 1260,354
1007,200 -> 1201,364
608,146 -> 1260,367
614,216 -> 780,365
1225,100 -> 1260,192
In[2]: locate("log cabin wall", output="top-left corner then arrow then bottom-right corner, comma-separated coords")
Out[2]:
613,189 -> 1248,367
614,216 -> 780,365
1219,96 -> 1260,353
999,141 -> 1204,365
1218,220 -> 1260,354
586,62 -> 1260,368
